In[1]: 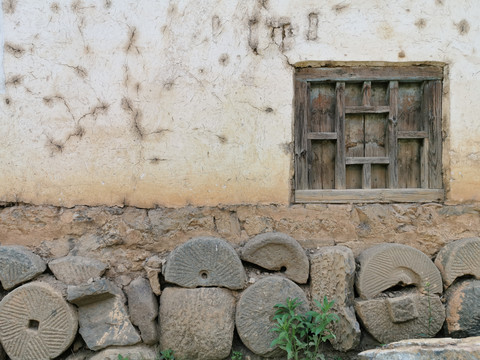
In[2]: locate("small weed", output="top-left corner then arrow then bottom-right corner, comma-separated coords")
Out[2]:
271,296 -> 339,360
158,349 -> 175,360
118,356 -> 130,360
231,350 -> 244,360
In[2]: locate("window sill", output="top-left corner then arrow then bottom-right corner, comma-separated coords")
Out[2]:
294,188 -> 444,203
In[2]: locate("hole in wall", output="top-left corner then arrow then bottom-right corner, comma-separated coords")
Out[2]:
199,270 -> 209,280
280,266 -> 287,273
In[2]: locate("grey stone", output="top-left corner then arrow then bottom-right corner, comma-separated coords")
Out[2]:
236,276 -> 309,357
355,292 -> 446,344
241,232 -> 309,284
358,337 -> 480,359
445,279 -> 480,337
310,246 -> 360,351
163,236 -> 246,289
159,287 -> 235,360
125,277 -> 158,344
0,282 -> 78,360
68,279 -> 140,351
435,237 -> 480,288
355,243 -> 443,300
143,255 -> 165,295
89,345 -> 157,360
67,278 -> 124,306
0,245 -> 46,290
48,256 -> 107,285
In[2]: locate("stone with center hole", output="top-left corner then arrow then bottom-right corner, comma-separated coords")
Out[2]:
28,319 -> 39,331
199,271 -> 208,279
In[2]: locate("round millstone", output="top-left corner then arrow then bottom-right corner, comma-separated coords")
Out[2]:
435,237 -> 480,288
0,245 -> 46,290
163,237 -> 246,289
0,282 -> 78,360
445,279 -> 480,337
355,243 -> 443,299
241,232 -> 309,284
236,276 -> 309,356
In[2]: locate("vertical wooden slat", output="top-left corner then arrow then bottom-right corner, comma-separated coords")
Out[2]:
363,163 -> 372,189
388,81 -> 398,188
295,80 -> 309,190
335,82 -> 346,189
362,81 -> 372,106
424,80 -> 443,188
421,138 -> 429,188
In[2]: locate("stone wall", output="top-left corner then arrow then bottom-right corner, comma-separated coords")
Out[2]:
0,227 -> 479,360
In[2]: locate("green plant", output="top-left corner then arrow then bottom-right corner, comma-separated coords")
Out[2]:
271,296 -> 339,360
157,349 -> 175,360
118,356 -> 130,360
231,350 -> 244,360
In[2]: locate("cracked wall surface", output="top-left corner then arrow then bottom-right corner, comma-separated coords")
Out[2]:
0,0 -> 479,207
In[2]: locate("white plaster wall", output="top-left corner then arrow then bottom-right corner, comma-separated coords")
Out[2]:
0,0 -> 479,207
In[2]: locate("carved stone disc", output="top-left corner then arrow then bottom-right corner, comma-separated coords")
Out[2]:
0,282 -> 78,360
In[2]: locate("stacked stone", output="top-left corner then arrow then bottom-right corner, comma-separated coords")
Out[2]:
0,234 -> 479,359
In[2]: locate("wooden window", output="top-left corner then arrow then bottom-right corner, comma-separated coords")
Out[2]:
294,66 -> 443,203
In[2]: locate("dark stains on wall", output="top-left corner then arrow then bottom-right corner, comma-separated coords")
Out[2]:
122,97 -> 145,139
4,43 -> 25,58
333,2 -> 350,13
3,0 -> 17,14
125,26 -> 140,54
456,20 -> 470,35
415,18 -> 427,29
248,18 -> 259,55
218,53 -> 229,66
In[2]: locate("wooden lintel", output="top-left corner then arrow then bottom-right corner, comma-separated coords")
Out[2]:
346,106 -> 390,114
398,131 -> 428,139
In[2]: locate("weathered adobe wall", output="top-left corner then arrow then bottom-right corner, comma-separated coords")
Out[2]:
1,203 -> 479,283
0,0 -> 479,207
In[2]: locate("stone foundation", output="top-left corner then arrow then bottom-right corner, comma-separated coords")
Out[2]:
0,203 -> 479,359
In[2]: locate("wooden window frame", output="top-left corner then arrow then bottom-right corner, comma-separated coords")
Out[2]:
294,65 -> 444,203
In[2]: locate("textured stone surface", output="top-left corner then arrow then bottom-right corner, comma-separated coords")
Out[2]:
125,277 -> 158,344
67,278 -> 123,306
159,287 -> 235,360
68,279 -> 140,351
445,279 -> 480,337
435,237 -> 480,288
310,246 -> 360,351
0,282 -> 78,360
359,337 -> 480,360
0,245 -> 46,290
355,243 -> 443,299
355,292 -> 445,344
236,276 -> 309,357
49,256 -> 107,285
143,255 -> 164,295
241,232 -> 309,284
89,345 -> 157,360
163,236 -> 246,289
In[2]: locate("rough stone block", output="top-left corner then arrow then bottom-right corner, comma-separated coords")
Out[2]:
143,255 -> 165,295
445,279 -> 480,337
240,232 -> 309,284
159,287 -> 235,360
68,279 -> 140,351
0,245 -> 46,290
89,345 -> 157,360
163,237 -> 246,289
435,237 -> 480,288
310,246 -> 360,351
359,337 -> 480,360
236,276 -> 309,357
67,278 -> 123,306
0,282 -> 78,360
355,243 -> 443,299
355,292 -> 445,344
125,277 -> 158,344
386,295 -> 419,323
48,256 -> 107,285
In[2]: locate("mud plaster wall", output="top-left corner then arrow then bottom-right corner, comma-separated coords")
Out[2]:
0,0 -> 479,208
